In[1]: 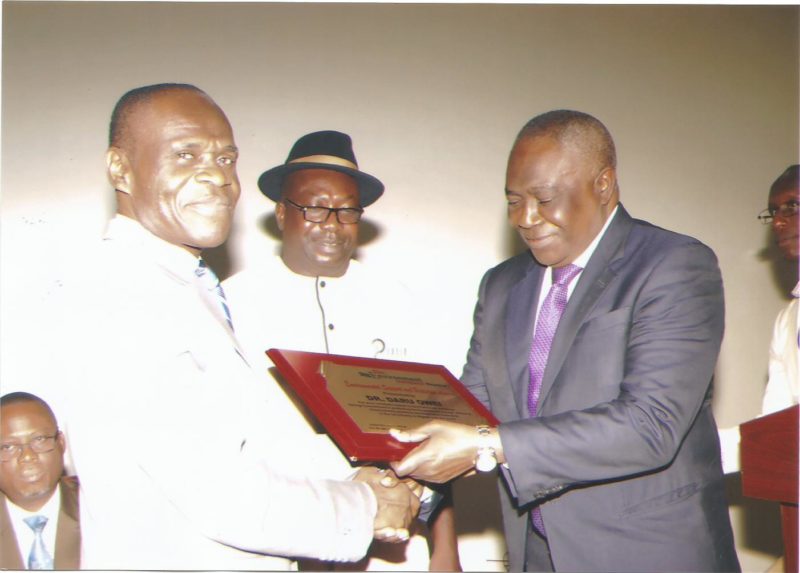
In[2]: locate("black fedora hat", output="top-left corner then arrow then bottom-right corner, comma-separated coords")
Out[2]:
257,130 -> 384,207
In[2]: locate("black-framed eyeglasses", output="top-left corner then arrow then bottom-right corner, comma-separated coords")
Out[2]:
757,200 -> 799,224
284,198 -> 363,225
0,433 -> 60,462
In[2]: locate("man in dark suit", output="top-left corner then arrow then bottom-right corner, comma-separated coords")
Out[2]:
391,110 -> 740,572
0,392 -> 80,570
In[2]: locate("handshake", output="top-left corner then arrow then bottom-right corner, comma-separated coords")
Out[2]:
354,466 -> 425,543
355,420 -> 505,543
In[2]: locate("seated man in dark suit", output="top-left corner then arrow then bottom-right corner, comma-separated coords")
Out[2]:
0,392 -> 80,570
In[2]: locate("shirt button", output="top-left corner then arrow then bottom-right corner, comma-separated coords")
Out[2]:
320,281 -> 326,287
328,323 -> 335,330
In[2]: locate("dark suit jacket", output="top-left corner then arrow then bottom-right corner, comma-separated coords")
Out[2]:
461,205 -> 739,572
0,477 -> 81,570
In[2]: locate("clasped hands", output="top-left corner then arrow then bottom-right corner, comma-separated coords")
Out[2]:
354,466 -> 422,543
355,421 -> 501,542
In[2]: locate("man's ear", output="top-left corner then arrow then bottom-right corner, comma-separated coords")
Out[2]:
106,147 -> 132,194
275,201 -> 286,231
56,430 -> 67,453
594,167 -> 617,205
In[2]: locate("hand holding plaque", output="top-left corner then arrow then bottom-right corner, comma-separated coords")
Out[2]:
266,349 -> 499,463
389,421 -> 505,483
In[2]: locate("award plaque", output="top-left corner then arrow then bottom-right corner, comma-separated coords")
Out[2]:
266,348 -> 499,462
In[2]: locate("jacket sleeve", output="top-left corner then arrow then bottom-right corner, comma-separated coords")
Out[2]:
496,241 -> 724,506
460,270 -> 493,411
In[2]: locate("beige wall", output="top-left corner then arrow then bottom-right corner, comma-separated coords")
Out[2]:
2,3 -> 798,571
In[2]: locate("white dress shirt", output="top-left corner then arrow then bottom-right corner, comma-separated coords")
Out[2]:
719,282 -> 799,473
6,488 -> 60,568
762,283 -> 800,415
533,206 -> 619,328
63,215 -> 377,570
224,255 -> 434,570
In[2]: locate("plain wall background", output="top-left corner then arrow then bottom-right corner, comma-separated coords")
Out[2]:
2,2 -> 798,570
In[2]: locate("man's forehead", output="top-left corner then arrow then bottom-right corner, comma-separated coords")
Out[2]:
2,400 -> 51,417
134,91 -> 226,127
512,135 -> 579,162
124,102 -> 233,154
285,170 -> 358,194
159,119 -> 235,142
148,87 -> 213,109
769,182 -> 800,202
509,139 -> 581,175
1,403 -> 56,431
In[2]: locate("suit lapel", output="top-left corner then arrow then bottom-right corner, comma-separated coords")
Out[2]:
505,258 -> 545,418
54,478 -> 81,569
538,207 -> 634,411
0,479 -> 81,570
0,494 -> 25,569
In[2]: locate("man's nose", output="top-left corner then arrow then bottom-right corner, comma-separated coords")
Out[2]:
321,210 -> 342,228
17,443 -> 39,462
513,200 -> 542,228
772,214 -> 790,230
196,160 -> 228,187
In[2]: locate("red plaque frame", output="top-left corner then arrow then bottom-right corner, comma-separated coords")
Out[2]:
266,348 -> 499,463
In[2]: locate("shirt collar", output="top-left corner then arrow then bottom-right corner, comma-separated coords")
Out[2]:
570,204 -> 619,270
104,215 -> 201,284
6,482 -> 61,522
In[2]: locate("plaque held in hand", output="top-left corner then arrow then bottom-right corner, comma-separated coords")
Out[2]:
266,348 -> 499,462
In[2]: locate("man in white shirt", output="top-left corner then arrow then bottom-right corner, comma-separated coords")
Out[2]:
719,164 -> 799,474
63,84 -> 419,570
0,392 -> 80,570
760,164 -> 799,415
224,130 -> 461,571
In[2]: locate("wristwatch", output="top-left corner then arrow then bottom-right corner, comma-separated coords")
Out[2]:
475,425 -> 498,472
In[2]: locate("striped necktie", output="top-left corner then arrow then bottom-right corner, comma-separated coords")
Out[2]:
23,515 -> 54,570
195,259 -> 235,332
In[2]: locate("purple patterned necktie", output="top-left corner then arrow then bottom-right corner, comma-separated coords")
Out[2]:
527,263 -> 582,535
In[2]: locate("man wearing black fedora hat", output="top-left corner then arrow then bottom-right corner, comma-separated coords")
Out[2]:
225,130 -> 461,571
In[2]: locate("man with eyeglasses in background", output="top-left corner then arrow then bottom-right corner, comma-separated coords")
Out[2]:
0,392 -> 80,570
224,130 -> 461,571
759,164 -> 799,416
720,164 -> 799,572
719,164 -> 800,476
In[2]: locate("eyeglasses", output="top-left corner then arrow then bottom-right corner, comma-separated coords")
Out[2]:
0,433 -> 60,461
757,200 -> 799,224
284,198 -> 363,225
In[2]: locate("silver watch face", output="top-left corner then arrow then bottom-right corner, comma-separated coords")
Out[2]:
476,450 -> 497,472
